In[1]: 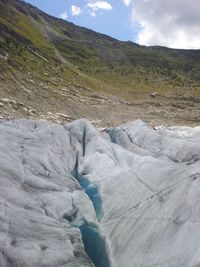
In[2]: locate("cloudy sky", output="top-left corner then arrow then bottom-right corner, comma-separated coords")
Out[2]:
25,0 -> 200,49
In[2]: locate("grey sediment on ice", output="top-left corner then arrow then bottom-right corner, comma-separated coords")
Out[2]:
1,118 -> 200,266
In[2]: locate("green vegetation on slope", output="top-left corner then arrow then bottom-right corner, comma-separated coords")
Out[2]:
0,0 -> 200,104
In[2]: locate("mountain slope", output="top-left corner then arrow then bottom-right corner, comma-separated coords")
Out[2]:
0,0 -> 200,126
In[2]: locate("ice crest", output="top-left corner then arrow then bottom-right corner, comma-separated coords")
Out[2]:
1,118 -> 200,267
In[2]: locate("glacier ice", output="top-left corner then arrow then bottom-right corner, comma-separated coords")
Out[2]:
75,220 -> 110,267
1,118 -> 200,266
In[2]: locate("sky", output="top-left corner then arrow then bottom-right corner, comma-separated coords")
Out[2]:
24,0 -> 200,49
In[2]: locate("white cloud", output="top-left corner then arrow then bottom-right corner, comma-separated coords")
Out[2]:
71,5 -> 81,16
60,11 -> 68,20
123,0 -> 131,7
87,1 -> 112,11
129,0 -> 200,49
91,11 -> 96,17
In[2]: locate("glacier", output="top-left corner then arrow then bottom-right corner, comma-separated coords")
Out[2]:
0,118 -> 200,267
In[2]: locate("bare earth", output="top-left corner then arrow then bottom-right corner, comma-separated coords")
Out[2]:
0,82 -> 200,127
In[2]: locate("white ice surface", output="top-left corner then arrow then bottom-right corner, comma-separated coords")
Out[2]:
1,118 -> 200,267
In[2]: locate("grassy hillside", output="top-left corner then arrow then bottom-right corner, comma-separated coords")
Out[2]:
0,0 -> 200,126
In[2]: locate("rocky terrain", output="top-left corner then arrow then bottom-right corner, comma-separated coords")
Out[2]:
1,91 -> 200,127
1,118 -> 200,266
0,0 -> 200,126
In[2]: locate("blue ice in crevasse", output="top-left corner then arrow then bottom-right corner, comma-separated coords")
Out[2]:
72,164 -> 103,221
73,220 -> 110,267
79,176 -> 103,222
